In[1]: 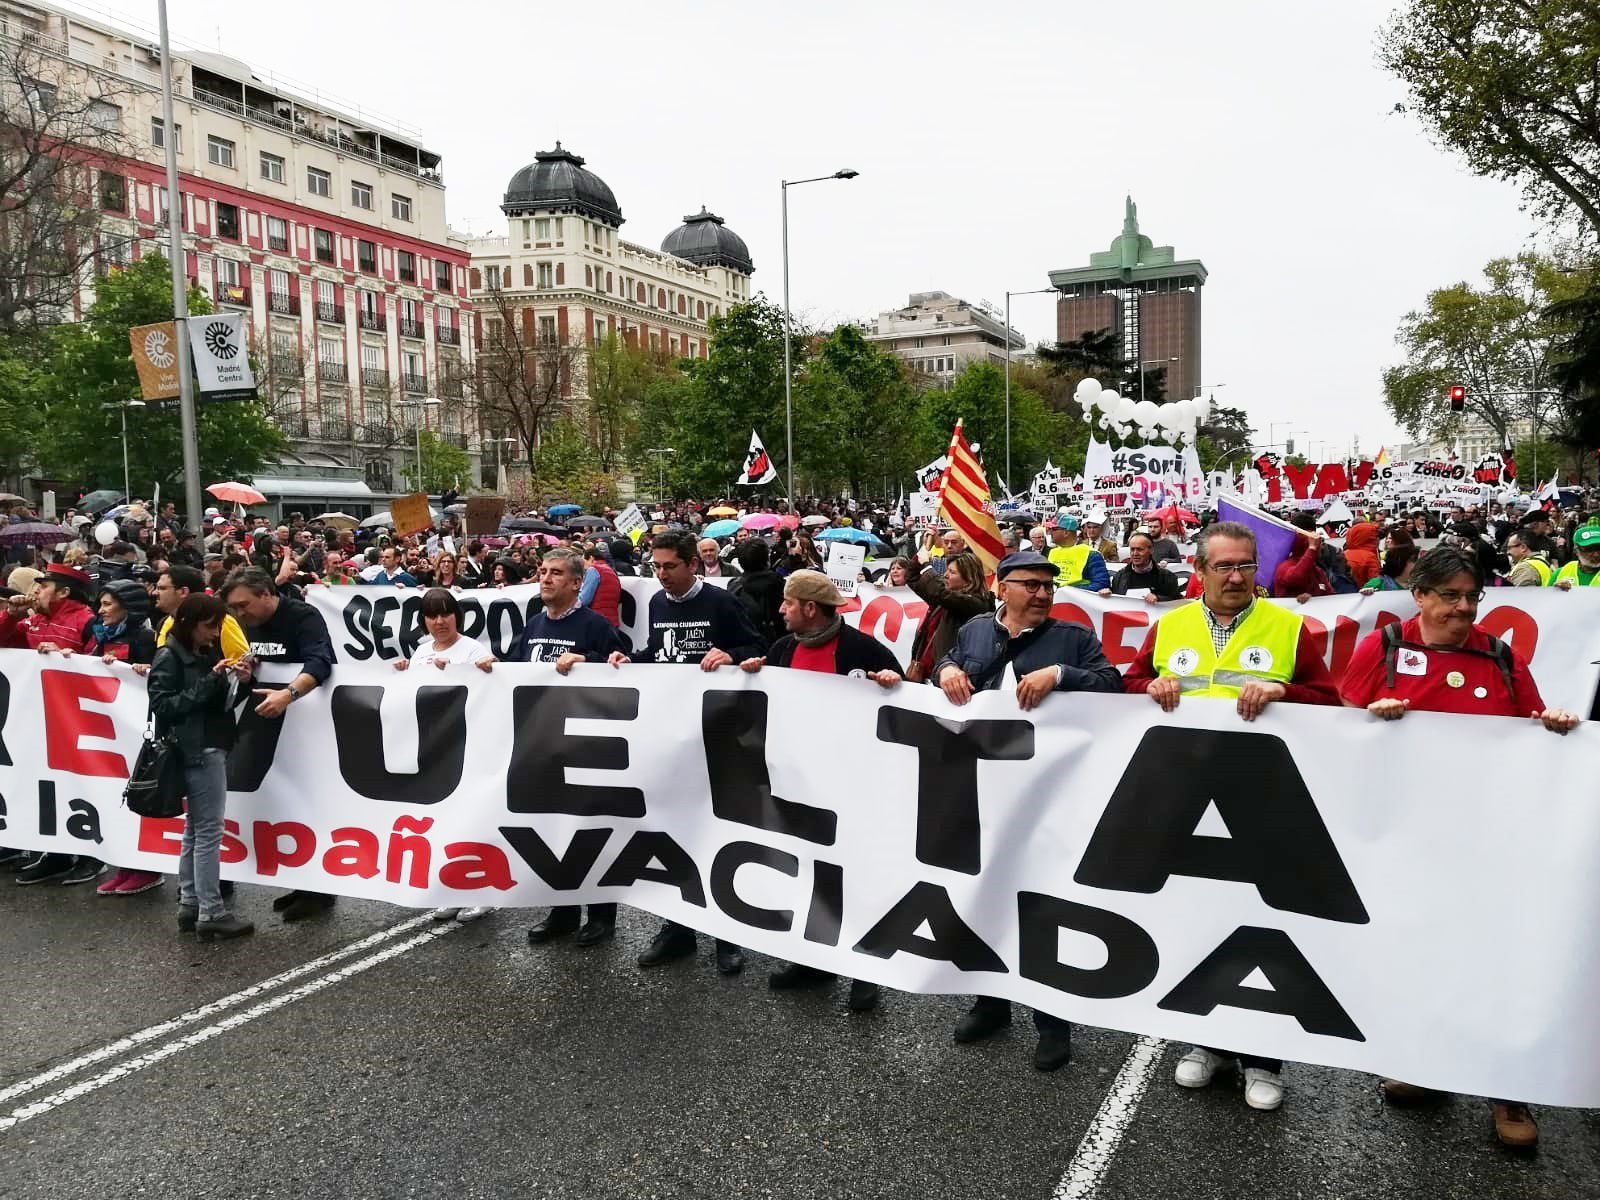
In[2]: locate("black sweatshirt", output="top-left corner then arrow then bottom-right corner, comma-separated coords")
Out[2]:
632,580 -> 766,664
243,595 -> 336,683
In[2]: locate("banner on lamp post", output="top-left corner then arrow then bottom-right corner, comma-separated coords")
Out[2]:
184,311 -> 256,402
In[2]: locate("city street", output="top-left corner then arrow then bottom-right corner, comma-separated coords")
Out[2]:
4,884 -> 1598,1200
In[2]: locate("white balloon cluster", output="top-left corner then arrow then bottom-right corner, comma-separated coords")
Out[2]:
1072,377 -> 1210,447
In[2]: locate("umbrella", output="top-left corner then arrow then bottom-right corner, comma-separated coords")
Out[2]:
1145,502 -> 1199,525
0,493 -> 26,505
312,512 -> 359,530
703,519 -> 741,539
741,512 -> 782,531
359,511 -> 396,529
208,481 -> 267,507
444,503 -> 468,516
815,527 -> 888,549
546,503 -> 582,518
707,505 -> 739,517
502,517 -> 565,535
0,521 -> 74,547
565,515 -> 613,531
801,514 -> 831,528
77,489 -> 124,515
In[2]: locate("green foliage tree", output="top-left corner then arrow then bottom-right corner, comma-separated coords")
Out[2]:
0,348 -> 43,484
526,415 -> 620,509
33,255 -> 288,499
400,431 -> 471,494
1007,359 -> 1092,478
918,361 -> 1064,486
585,332 -> 663,473
1195,403 -> 1255,472
793,325 -> 921,495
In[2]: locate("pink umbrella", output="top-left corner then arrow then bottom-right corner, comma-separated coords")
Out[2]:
207,481 -> 267,507
741,512 -> 782,530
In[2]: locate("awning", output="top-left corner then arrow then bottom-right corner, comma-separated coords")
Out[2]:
249,477 -> 376,500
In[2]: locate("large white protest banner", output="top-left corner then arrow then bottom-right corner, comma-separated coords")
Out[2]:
307,583 -> 1600,714
4,650 -> 1600,1105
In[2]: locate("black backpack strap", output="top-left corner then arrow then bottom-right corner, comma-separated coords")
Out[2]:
1382,621 -> 1404,690
1481,634 -> 1518,702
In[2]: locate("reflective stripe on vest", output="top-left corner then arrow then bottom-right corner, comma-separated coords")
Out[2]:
1151,600 -> 1303,699
1049,542 -> 1090,586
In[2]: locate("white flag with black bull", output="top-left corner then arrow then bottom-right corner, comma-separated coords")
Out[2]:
738,430 -> 777,486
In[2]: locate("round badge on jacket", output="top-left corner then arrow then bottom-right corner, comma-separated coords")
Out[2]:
1167,648 -> 1199,676
1446,671 -> 1465,689
1240,646 -> 1273,672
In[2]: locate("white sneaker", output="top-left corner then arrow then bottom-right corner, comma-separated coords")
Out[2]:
1175,1048 -> 1226,1088
1243,1067 -> 1284,1111
455,906 -> 492,923
431,907 -> 462,921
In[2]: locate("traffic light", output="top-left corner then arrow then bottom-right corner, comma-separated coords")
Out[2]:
1285,438 -> 1295,455
1449,385 -> 1466,412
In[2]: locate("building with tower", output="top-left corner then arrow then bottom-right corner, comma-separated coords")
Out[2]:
1049,198 -> 1206,401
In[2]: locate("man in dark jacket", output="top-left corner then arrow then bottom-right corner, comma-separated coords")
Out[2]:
221,566 -> 337,922
739,569 -> 901,1011
608,530 -> 766,973
934,549 -> 1124,1072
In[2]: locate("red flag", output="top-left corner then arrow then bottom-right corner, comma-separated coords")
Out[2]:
936,419 -> 1005,579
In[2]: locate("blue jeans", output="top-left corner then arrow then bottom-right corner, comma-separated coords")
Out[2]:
177,748 -> 229,921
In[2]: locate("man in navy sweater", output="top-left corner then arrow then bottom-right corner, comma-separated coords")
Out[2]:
608,530 -> 766,974
520,547 -> 630,948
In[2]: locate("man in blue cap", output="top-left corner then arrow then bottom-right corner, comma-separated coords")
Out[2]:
934,549 -> 1123,1070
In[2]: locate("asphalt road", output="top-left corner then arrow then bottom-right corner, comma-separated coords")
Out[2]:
3,881 -> 1598,1200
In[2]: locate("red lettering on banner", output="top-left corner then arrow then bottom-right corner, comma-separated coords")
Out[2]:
1050,601 -> 1093,629
1101,609 -> 1153,669
137,815 -> 184,855
1284,463 -> 1318,499
221,819 -> 245,864
1301,615 -> 1327,662
41,671 -> 128,778
1328,615 -> 1361,677
1353,461 -> 1375,489
1478,606 -> 1538,660
253,820 -> 316,875
857,596 -> 910,644
1373,609 -> 1403,633
438,842 -> 516,890
1313,464 -> 1350,499
324,826 -> 381,878
387,815 -> 434,888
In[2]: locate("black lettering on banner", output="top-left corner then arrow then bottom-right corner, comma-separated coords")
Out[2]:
853,880 -> 1006,972
1159,925 -> 1365,1042
875,708 -> 1034,875
500,826 -> 613,889
804,860 -> 845,947
397,597 -> 425,659
331,684 -> 467,805
38,779 -> 56,834
66,798 -> 102,844
507,687 -> 644,817
595,829 -> 706,906
0,668 -> 12,764
227,701 -> 287,792
482,599 -> 530,661
1074,727 -> 1369,925
702,691 -> 836,845
369,594 -> 402,660
710,840 -> 798,932
1017,891 -> 1158,1000
340,594 -> 376,661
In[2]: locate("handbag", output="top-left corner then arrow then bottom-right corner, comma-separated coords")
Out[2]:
123,721 -> 185,819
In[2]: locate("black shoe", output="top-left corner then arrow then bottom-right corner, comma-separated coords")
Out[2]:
637,926 -> 697,967
271,889 -> 301,912
527,906 -> 581,944
847,980 -> 881,1013
280,891 -> 336,922
574,916 -> 615,947
59,857 -> 105,887
16,853 -> 74,886
176,905 -> 198,933
1033,1030 -> 1073,1072
715,941 -> 745,976
954,1002 -> 1012,1044
220,880 -> 235,898
769,963 -> 834,990
197,913 -> 255,942
0,847 -> 34,870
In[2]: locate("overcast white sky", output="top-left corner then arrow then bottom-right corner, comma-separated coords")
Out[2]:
80,0 -> 1550,456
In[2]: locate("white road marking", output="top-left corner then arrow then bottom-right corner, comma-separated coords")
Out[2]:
0,911 -> 439,1107
0,919 -> 459,1133
1053,1036 -> 1167,1200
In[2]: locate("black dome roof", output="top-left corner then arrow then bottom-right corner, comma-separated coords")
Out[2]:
502,143 -> 623,226
661,208 -> 754,274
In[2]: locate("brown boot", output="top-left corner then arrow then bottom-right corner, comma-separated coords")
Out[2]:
1379,1079 -> 1442,1104
1493,1102 -> 1538,1150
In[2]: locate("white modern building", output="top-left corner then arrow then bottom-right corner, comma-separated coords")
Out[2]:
862,291 -> 1025,385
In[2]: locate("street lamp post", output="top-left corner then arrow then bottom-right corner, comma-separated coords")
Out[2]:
647,448 -> 674,502
1003,286 -> 1055,489
104,400 -> 147,500
486,436 -> 515,491
1138,356 -> 1179,404
399,398 -> 441,494
782,168 -> 858,504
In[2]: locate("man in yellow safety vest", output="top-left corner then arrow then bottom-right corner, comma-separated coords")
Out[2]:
1552,520 -> 1600,588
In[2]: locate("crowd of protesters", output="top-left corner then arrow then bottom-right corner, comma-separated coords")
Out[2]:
1,482 -> 1597,1151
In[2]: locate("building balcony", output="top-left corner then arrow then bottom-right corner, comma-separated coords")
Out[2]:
319,417 -> 353,442
268,235 -> 290,253
278,415 -> 310,439
268,291 -> 299,316
270,355 -> 304,381
317,361 -> 348,384
315,302 -> 345,324
361,367 -> 390,389
359,310 -> 386,333
436,325 -> 460,347
402,373 -> 428,395
444,431 -> 471,450
398,318 -> 425,340
355,421 -> 397,446
218,283 -> 250,308
437,376 -> 464,399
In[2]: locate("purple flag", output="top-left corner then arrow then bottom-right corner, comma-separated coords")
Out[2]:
1217,495 -> 1301,589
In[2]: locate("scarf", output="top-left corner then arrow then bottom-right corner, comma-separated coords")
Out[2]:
795,614 -> 842,648
91,617 -> 126,647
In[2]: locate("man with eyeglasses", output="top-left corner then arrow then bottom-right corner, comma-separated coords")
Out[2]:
1123,520 -> 1339,1112
935,549 -> 1122,1072
1338,544 -> 1577,1151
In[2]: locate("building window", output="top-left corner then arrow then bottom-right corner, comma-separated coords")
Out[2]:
259,151 -> 285,183
269,268 -> 291,308
88,99 -> 120,132
98,171 -> 125,213
150,117 -> 181,152
434,259 -> 451,291
216,257 -> 240,287
398,251 -> 416,283
697,300 -> 705,319
538,315 -> 557,346
216,202 -> 240,241
307,166 -> 331,197
351,181 -> 372,210
314,228 -> 334,263
357,239 -> 376,273
267,216 -> 289,253
485,265 -> 501,290
534,217 -> 550,240
206,135 -> 235,169
391,193 -> 412,221
536,262 -> 554,289
484,316 -> 503,346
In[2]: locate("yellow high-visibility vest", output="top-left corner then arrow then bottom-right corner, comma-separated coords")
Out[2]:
1151,600 -> 1303,699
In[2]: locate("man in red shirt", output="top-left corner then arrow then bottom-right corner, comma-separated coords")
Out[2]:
1340,545 -> 1579,1150
0,563 -> 96,653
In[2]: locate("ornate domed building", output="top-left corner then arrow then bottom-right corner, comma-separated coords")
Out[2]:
468,145 -> 754,419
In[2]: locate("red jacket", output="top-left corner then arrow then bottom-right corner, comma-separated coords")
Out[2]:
0,597 -> 96,652
587,560 -> 622,627
1342,523 -> 1381,587
1271,539 -> 1332,599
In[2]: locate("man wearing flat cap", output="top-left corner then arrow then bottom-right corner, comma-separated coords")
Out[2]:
934,549 -> 1123,1072
740,569 -> 903,1012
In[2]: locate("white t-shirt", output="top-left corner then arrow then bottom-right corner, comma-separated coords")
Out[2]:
411,634 -> 491,668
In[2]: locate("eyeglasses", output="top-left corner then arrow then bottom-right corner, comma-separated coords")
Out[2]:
1204,562 -> 1258,577
1421,588 -> 1483,604
1003,578 -> 1054,594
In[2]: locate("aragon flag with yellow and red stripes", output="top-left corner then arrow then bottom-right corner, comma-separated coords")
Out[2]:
936,418 -> 1006,580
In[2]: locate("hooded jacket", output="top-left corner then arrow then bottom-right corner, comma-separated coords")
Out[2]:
1342,523 -> 1382,587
